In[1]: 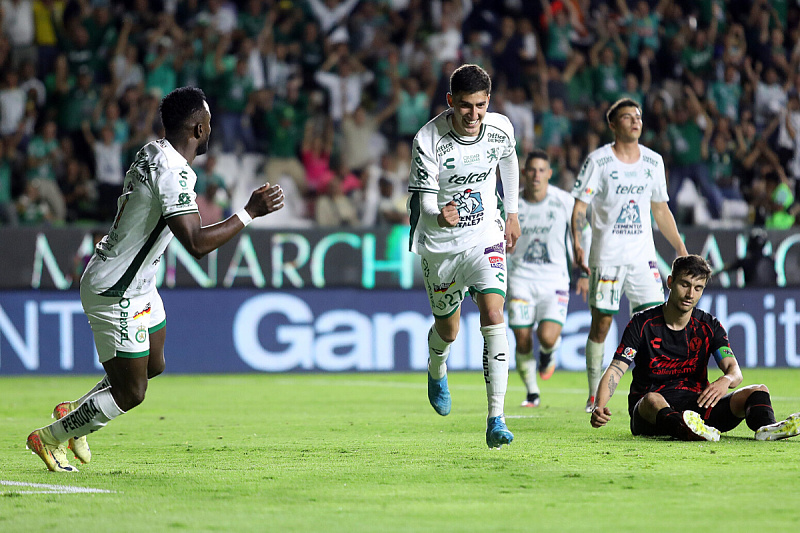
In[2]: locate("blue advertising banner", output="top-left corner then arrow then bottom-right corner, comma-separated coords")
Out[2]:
1,288 -> 798,375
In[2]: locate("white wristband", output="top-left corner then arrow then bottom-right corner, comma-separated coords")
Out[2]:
235,208 -> 252,227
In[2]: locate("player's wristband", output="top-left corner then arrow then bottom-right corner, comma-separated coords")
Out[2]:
235,208 -> 253,227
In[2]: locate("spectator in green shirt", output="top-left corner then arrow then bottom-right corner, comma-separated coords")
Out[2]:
539,96 -> 571,151
708,64 -> 743,122
216,55 -> 257,153
26,119 -> 65,222
666,87 -> 724,219
57,65 -> 99,135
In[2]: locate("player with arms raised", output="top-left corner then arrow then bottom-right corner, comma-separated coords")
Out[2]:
26,87 -> 284,472
408,64 -> 521,448
571,98 -> 687,412
508,149 -> 590,407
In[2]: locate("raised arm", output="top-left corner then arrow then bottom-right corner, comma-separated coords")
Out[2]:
167,183 -> 283,259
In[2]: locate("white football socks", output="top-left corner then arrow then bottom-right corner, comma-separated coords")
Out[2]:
515,349 -> 539,395
76,374 -> 112,405
586,339 -> 605,398
482,324 -> 509,418
427,325 -> 451,380
50,389 -> 125,442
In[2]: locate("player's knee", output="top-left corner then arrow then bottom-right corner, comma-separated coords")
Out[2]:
752,384 -> 769,394
482,308 -> 505,326
538,333 -> 560,351
148,358 -> 165,379
113,381 -> 148,411
641,392 -> 665,410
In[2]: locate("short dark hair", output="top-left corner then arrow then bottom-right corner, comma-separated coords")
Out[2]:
449,64 -> 491,97
671,254 -> 712,282
525,148 -> 549,166
606,98 -> 641,124
159,86 -> 208,134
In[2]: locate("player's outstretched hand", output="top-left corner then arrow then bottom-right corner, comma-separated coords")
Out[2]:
246,183 -> 284,218
590,406 -> 611,428
438,201 -> 459,227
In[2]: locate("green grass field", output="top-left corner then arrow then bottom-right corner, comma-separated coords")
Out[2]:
2,369 -> 800,532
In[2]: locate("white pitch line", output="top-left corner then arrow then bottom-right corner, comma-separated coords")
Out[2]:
0,480 -> 115,494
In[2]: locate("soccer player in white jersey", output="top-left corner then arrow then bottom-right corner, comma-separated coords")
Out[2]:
571,98 -> 688,413
508,149 -> 590,407
408,64 -> 521,449
26,87 -> 285,472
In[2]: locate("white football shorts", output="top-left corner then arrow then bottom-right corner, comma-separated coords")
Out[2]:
589,259 -> 665,314
507,278 -> 570,328
80,283 -> 166,363
421,240 -> 507,318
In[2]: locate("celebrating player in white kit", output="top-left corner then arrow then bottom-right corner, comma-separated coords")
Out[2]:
508,149 -> 589,407
571,98 -> 687,413
408,64 -> 521,448
26,87 -> 285,472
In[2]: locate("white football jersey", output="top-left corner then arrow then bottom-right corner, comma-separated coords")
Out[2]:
81,139 -> 199,298
571,143 -> 668,267
408,109 -> 517,255
509,185 -> 575,284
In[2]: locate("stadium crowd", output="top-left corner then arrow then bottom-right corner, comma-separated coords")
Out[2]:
0,0 -> 798,229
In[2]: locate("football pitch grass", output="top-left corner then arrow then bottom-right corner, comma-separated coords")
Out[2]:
2,369 -> 800,532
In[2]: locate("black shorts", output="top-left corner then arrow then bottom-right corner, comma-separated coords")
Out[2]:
630,390 -> 744,436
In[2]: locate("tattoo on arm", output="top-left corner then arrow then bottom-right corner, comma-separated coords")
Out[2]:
576,212 -> 587,229
608,374 -> 618,396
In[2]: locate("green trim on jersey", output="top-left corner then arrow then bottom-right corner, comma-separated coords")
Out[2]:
632,301 -> 663,314
117,348 -> 150,358
510,323 -> 534,330
149,318 -> 166,334
164,209 -> 199,219
408,191 -> 421,252
474,287 -> 506,298
100,217 -> 168,297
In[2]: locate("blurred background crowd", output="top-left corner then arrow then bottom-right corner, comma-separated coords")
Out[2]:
0,0 -> 799,230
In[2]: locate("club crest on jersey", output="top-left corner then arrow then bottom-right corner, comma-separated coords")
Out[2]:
453,189 -> 484,227
486,147 -> 500,163
613,200 -> 643,235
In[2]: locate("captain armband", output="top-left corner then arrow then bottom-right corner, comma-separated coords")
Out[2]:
712,346 -> 735,365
